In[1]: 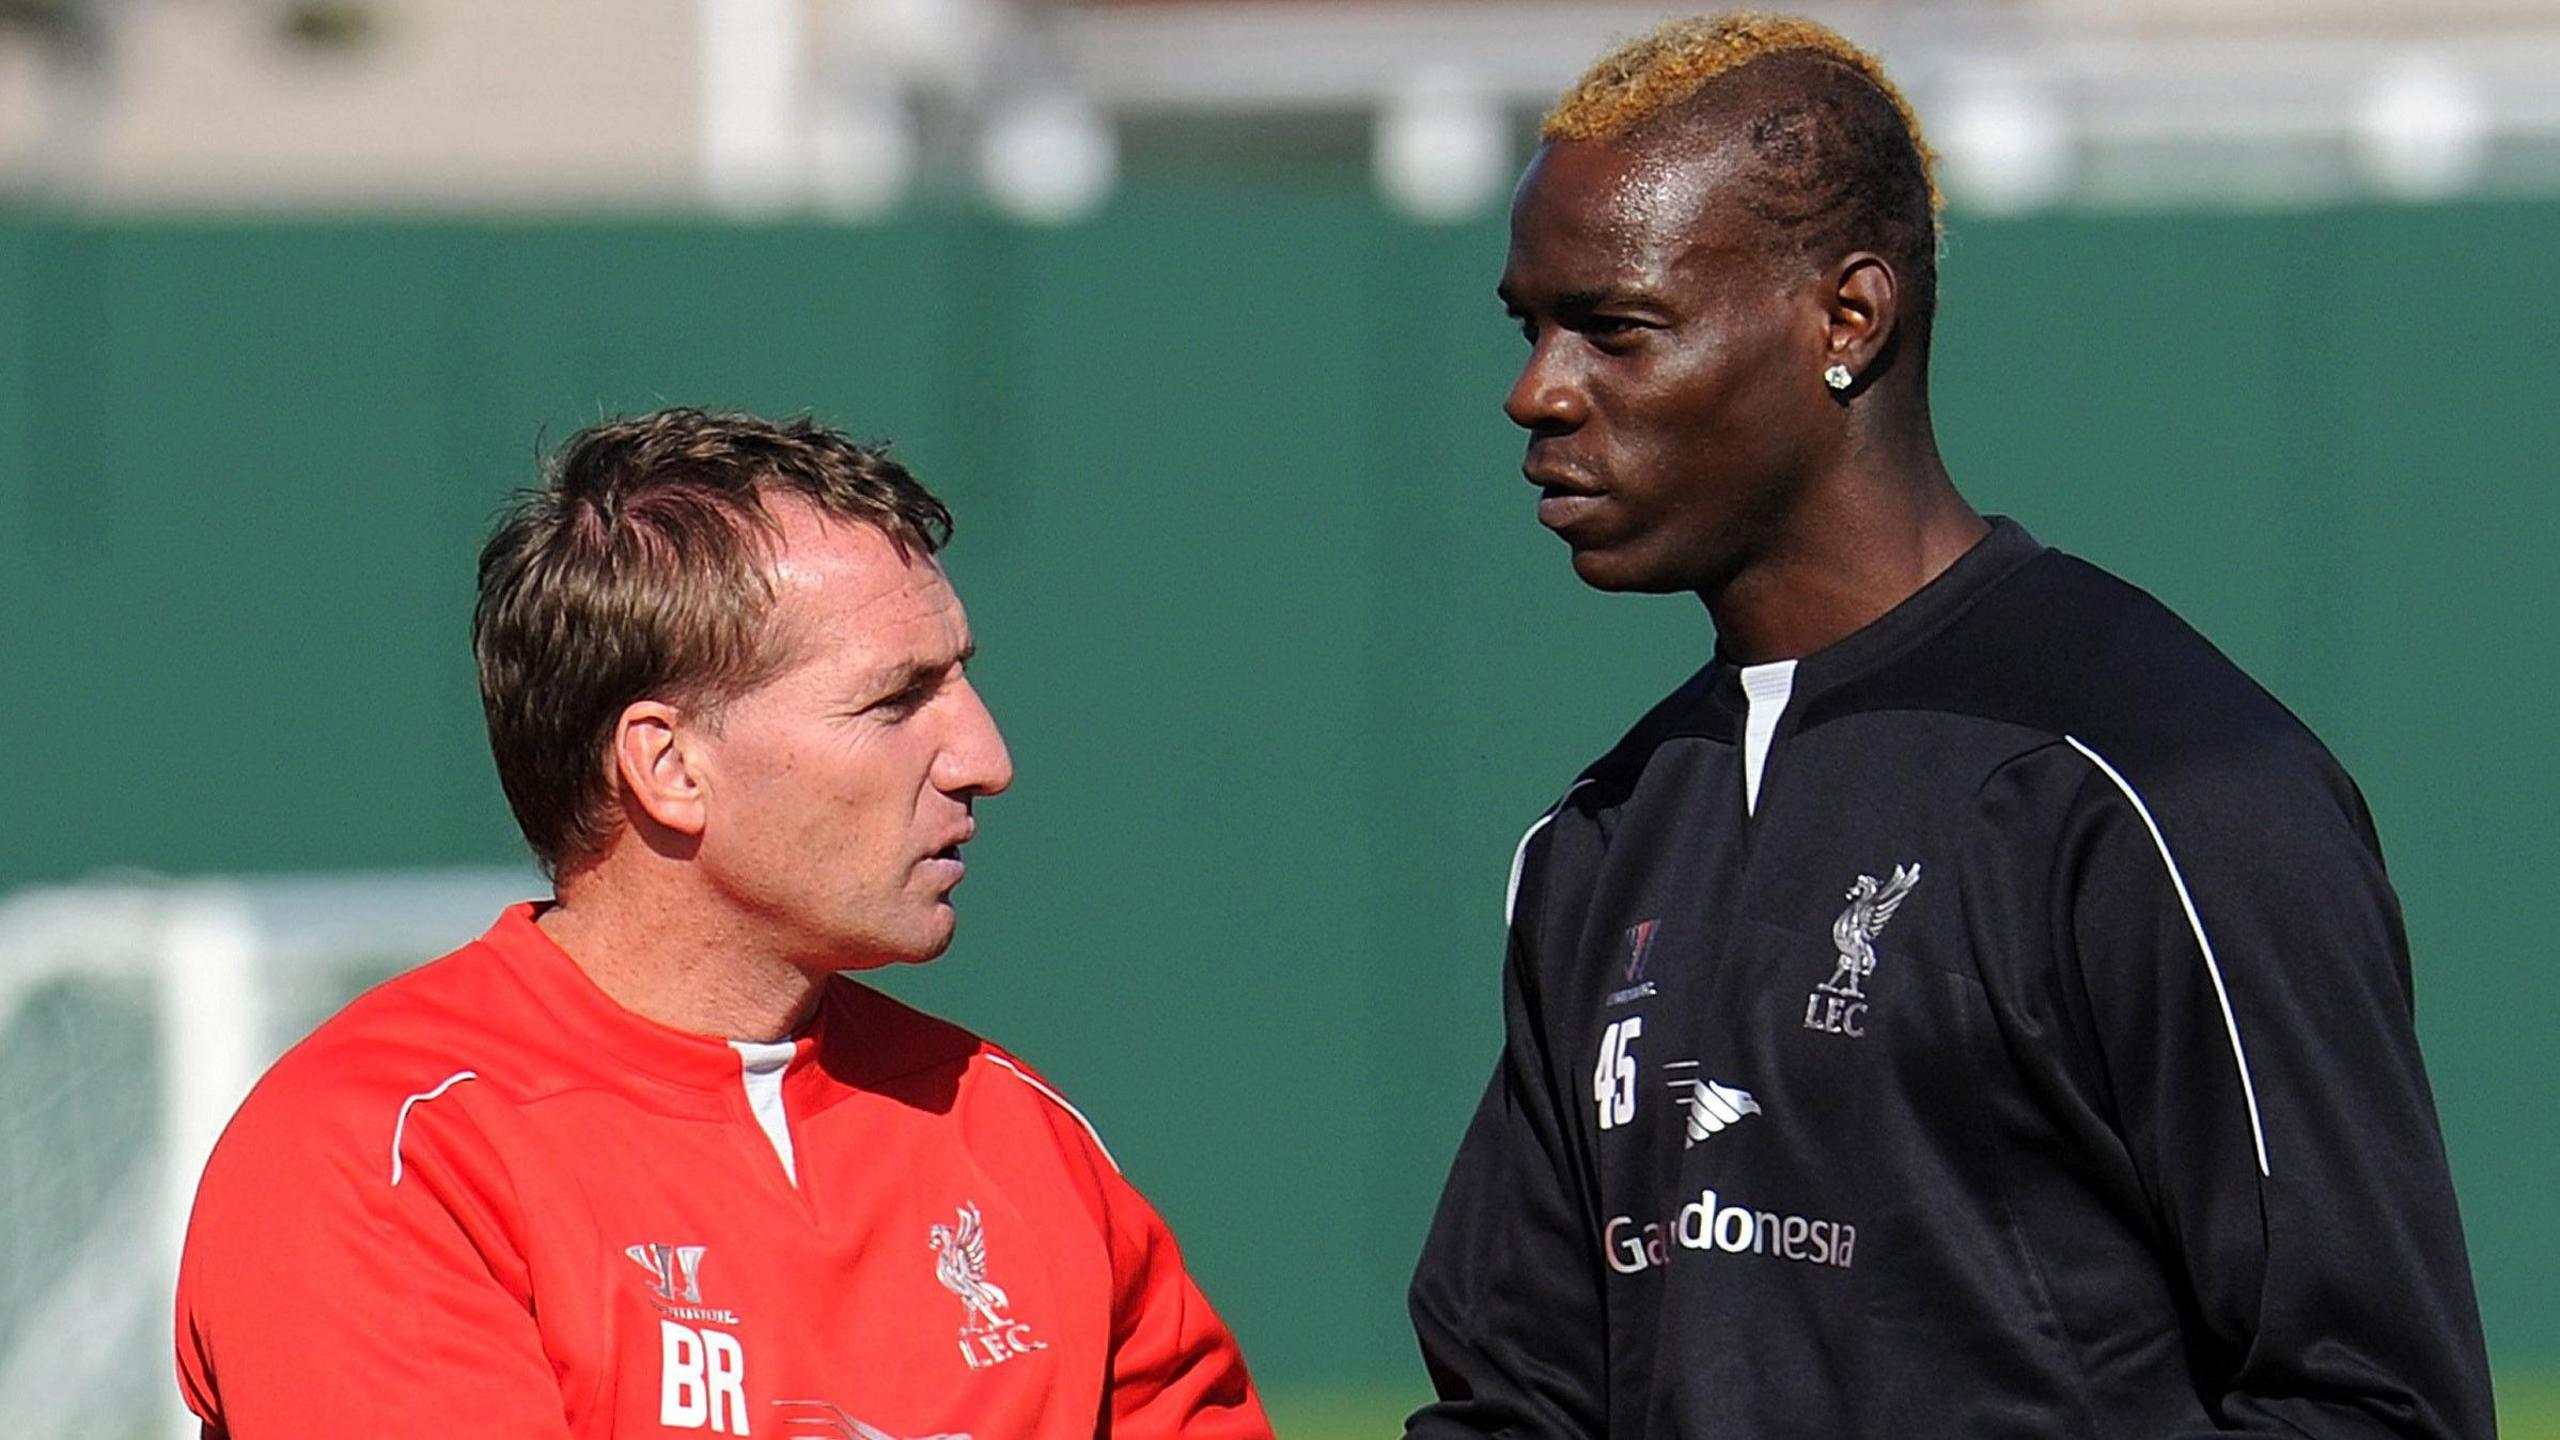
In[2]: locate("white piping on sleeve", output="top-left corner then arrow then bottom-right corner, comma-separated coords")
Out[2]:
1507,779 -> 1598,928
984,1053 -> 1121,1174
2065,736 -> 2273,1178
389,1070 -> 479,1186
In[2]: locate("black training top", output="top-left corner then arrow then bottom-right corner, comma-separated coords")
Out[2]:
1407,519 -> 2493,1439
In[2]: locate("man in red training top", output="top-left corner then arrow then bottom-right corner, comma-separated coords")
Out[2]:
176,408 -> 1271,1440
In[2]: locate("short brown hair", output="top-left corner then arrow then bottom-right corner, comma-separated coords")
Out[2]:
473,408 -> 953,877
1546,13 -> 1944,335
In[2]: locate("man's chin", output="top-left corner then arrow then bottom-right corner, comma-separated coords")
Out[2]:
829,909 -> 957,972
1569,544 -> 1689,595
906,904 -> 961,963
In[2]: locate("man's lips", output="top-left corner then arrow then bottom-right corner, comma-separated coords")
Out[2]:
1523,457 -> 1595,493
1537,491 -> 1608,533
1528,465 -> 1608,534
920,826 -> 975,880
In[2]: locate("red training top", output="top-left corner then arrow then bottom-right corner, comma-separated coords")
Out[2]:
176,903 -> 1270,1440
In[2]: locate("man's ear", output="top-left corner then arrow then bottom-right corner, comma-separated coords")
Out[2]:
1822,251 -> 1901,389
610,700 -> 710,840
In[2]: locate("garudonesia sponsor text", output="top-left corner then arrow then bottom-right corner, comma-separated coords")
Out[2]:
1603,1188 -> 1857,1274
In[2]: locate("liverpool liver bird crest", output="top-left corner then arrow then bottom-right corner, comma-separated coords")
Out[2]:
1820,863 -> 1921,999
929,1203 -> 1012,1332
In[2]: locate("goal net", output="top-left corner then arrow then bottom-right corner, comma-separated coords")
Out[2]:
0,869 -> 537,1440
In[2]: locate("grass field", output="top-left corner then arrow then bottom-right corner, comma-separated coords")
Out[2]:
1263,1374 -> 2560,1439
1265,1391 -> 1415,1440
2503,1375 -> 2560,1440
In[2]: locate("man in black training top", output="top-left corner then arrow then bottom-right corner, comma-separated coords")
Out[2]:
1406,13 -> 2493,1439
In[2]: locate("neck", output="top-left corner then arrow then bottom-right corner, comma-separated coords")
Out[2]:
537,863 -> 827,1043
1703,428 -> 1986,665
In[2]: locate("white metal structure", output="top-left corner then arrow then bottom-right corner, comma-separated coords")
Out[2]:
0,870 -> 536,1440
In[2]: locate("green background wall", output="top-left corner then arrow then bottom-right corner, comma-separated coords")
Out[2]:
2,189 -> 2552,1409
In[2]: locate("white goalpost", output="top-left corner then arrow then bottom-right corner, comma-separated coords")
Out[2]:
0,869 -> 538,1440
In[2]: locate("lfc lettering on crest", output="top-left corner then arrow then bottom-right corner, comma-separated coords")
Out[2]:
959,1323 -> 1048,1370
1802,992 -> 1868,1036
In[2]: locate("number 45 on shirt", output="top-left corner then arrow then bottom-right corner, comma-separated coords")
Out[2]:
1595,1018 -> 1641,1131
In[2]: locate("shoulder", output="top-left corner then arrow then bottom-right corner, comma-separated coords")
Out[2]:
220,937 -> 524,1158
819,978 -> 1124,1173
1581,661 -> 1725,807
971,1046 -> 1127,1176
1879,556 -> 2386,917
817,974 -> 982,1087
1830,548 -> 2355,805
2015,553 -> 2320,761
1507,663 -> 1723,913
2006,555 -> 2367,844
1525,666 -> 1730,850
188,940 -> 535,1244
1823,552 -> 2268,732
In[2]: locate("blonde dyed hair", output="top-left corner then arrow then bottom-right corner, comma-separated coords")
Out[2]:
1540,12 -> 1948,332
1544,12 -> 1942,216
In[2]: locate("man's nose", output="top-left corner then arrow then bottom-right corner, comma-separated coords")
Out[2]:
936,679 -> 1014,800
1503,348 -> 1586,433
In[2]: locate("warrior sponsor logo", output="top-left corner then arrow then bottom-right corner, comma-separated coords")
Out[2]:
1805,863 -> 1921,1039
1604,918 -> 1661,1006
629,1242 -> 707,1303
628,1241 -> 743,1325
932,1202 -> 1048,1370
1602,1189 -> 1857,1274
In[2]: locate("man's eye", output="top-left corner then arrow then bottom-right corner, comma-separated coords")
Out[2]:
1582,317 -> 1655,352
868,687 -> 932,720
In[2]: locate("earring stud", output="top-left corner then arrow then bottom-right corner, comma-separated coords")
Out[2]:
1823,364 -> 1853,392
